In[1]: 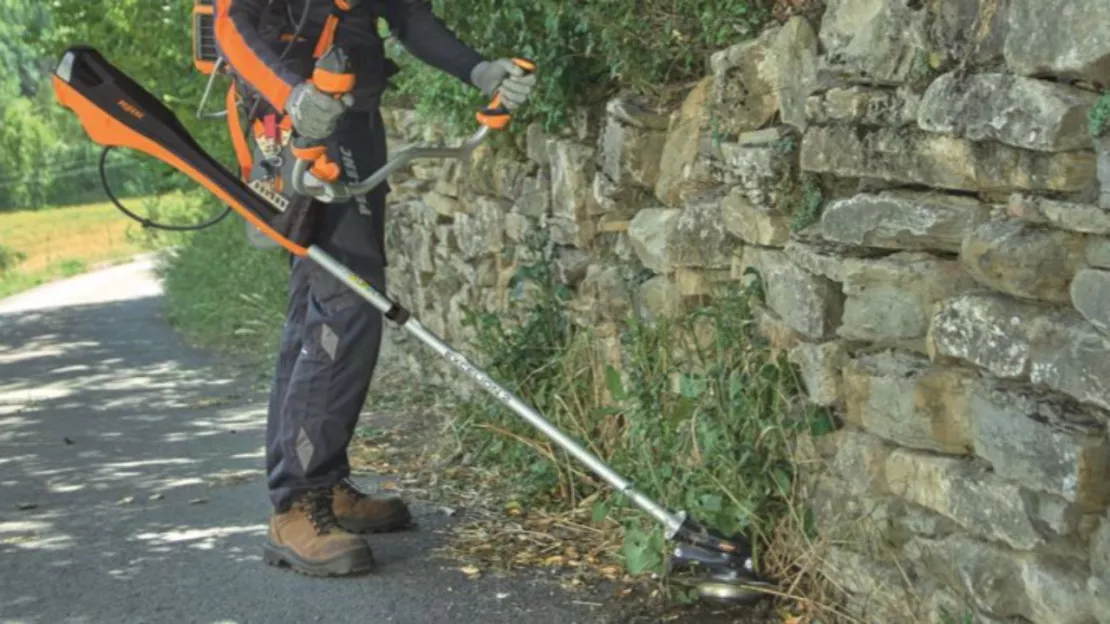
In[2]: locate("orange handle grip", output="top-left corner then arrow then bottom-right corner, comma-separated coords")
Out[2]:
311,46 -> 355,98
476,58 -> 536,130
313,67 -> 355,97
291,141 -> 327,162
291,136 -> 341,183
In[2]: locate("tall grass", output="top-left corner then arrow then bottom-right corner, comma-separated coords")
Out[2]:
0,244 -> 26,274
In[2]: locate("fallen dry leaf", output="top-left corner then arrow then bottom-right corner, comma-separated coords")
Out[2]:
600,565 -> 622,579
186,396 -> 236,408
208,470 -> 258,487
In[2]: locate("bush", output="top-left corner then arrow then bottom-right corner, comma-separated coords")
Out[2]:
386,0 -> 774,132
0,244 -> 26,274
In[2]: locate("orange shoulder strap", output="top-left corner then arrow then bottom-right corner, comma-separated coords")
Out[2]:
312,0 -> 354,58
226,81 -> 254,180
224,0 -> 356,182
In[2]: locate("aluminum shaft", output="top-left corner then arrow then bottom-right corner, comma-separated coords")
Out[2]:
306,245 -> 685,536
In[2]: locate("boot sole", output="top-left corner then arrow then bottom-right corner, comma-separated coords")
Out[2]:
338,509 -> 414,534
262,541 -> 375,577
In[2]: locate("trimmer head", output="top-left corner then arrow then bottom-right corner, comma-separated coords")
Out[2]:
666,516 -> 777,605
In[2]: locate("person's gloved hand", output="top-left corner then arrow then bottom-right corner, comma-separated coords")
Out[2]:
470,59 -> 536,111
285,82 -> 355,140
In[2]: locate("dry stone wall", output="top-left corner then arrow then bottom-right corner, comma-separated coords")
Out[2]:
375,2 -> 1110,622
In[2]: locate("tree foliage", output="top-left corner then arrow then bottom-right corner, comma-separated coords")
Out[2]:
0,1 -> 51,103
0,0 -> 233,211
35,0 -> 230,150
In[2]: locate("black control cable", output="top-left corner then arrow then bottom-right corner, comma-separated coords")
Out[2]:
98,146 -> 233,231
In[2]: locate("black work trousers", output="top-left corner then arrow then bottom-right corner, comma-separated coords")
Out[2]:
265,109 -> 391,512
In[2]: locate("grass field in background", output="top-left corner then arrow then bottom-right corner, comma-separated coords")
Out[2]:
0,200 -> 147,299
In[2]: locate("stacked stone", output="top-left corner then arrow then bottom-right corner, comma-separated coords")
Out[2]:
376,1 -> 1110,620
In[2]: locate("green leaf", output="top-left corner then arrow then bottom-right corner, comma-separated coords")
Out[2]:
591,499 -> 610,524
700,492 -> 723,513
809,408 -> 837,437
622,526 -> 663,575
773,468 -> 791,495
604,365 -> 626,401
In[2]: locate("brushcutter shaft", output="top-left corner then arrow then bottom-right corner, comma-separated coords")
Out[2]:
294,53 -> 685,533
305,245 -> 686,536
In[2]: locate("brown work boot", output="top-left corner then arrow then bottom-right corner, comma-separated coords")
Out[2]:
332,478 -> 413,534
263,488 -> 374,576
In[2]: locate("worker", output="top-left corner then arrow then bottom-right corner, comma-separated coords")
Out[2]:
214,0 -> 535,576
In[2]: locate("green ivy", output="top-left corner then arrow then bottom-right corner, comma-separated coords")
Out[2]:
789,172 -> 825,231
1089,92 -> 1110,139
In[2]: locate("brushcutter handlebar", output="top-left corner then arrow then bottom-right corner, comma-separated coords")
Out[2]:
291,57 -> 534,203
291,124 -> 492,202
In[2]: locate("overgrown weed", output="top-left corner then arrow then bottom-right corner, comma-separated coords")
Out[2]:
446,234 -> 841,609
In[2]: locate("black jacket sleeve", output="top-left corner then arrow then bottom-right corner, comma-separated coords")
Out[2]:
215,0 -> 303,111
382,0 -> 486,85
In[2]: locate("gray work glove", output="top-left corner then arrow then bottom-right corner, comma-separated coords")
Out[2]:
285,81 -> 355,140
470,59 -> 536,110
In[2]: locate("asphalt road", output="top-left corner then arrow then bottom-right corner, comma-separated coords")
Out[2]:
0,255 -> 628,624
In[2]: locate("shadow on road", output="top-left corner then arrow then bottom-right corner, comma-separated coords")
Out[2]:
1,293 -> 279,620
0,267 -> 625,624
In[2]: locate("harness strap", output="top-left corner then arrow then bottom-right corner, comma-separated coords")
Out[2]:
225,0 -> 357,182
313,0 -> 354,59
226,81 -> 254,180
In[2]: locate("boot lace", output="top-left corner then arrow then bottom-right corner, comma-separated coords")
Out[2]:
297,488 -> 341,534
